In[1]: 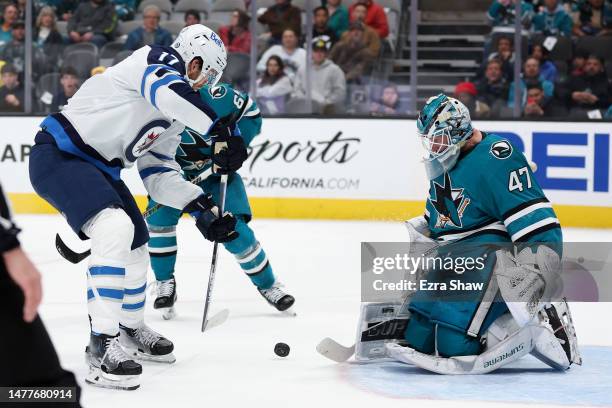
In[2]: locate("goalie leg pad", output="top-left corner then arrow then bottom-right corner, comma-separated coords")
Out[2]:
530,300 -> 582,369
386,313 -> 531,374
354,302 -> 409,361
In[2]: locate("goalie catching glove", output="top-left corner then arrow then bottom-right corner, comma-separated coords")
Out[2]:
184,194 -> 238,243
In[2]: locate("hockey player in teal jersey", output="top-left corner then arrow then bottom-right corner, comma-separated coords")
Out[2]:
145,83 -> 295,318
381,94 -> 582,373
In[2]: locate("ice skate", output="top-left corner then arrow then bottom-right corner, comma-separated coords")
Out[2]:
119,324 -> 176,363
85,333 -> 142,390
258,281 -> 296,316
153,277 -> 177,320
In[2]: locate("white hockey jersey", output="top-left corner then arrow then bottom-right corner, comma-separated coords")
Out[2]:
39,45 -> 223,210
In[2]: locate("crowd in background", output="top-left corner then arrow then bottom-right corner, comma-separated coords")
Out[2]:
455,0 -> 612,119
0,0 -> 405,115
0,0 -> 610,119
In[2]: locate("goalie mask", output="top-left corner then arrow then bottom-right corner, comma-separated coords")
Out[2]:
171,24 -> 227,87
417,94 -> 474,180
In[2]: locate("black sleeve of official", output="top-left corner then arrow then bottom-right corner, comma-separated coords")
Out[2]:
0,182 -> 20,253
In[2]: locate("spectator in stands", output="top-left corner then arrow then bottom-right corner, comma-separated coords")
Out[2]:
219,9 -> 251,54
258,0 -> 302,45
68,0 -> 116,48
329,21 -> 377,83
487,0 -> 534,28
564,54 -> 612,116
38,0 -> 80,22
50,66 -> 79,112
369,83 -> 408,115
312,6 -> 337,47
0,4 -> 18,48
184,9 -> 200,27
508,57 -> 554,108
0,63 -> 23,112
572,0 -> 612,36
35,7 -> 64,71
487,36 -> 515,81
606,104 -> 612,118
341,7 -> 381,57
533,0 -> 573,35
15,0 -> 35,25
124,5 -> 172,51
326,0 -> 350,39
293,37 -> 346,114
0,20 -> 46,77
454,81 -> 491,118
523,82 -> 566,117
349,0 -> 388,39
257,28 -> 306,78
256,55 -> 292,114
570,49 -> 589,76
530,43 -> 558,83
477,59 -> 509,113
113,0 -> 136,21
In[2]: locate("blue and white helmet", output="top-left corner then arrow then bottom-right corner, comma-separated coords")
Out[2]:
416,94 -> 474,179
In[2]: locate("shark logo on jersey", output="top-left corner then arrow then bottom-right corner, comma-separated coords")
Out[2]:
429,173 -> 471,228
210,86 -> 226,99
490,140 -> 512,159
176,128 -> 212,171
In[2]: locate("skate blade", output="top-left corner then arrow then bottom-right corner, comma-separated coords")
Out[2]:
85,367 -> 140,390
130,350 -> 176,364
162,307 -> 177,320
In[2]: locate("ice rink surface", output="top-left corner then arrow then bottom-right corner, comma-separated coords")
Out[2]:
15,215 -> 612,408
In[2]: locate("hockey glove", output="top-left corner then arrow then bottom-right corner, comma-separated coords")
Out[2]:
211,135 -> 248,175
185,195 -> 239,243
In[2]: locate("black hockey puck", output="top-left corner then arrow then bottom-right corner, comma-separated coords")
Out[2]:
274,342 -> 290,357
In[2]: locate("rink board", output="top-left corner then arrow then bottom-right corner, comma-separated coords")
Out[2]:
1,117 -> 611,227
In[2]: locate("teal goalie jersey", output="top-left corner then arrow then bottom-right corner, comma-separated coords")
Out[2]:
424,133 -> 562,247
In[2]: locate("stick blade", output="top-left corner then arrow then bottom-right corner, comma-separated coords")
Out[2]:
201,308 -> 230,332
316,337 -> 355,363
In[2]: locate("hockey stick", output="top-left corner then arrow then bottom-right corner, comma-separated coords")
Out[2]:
55,169 -> 213,264
316,317 -> 405,363
201,172 -> 229,332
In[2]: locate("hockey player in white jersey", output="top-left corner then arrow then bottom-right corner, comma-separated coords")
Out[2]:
29,25 -> 248,390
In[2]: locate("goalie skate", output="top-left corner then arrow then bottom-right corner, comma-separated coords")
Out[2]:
258,281 -> 296,315
119,324 -> 176,363
85,333 -> 141,391
153,277 -> 177,320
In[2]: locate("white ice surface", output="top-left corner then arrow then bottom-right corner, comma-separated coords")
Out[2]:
14,215 -> 612,408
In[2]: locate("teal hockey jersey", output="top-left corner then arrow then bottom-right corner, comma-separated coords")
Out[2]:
424,133 -> 562,247
175,83 -> 262,179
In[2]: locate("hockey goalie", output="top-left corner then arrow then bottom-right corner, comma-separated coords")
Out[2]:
321,94 -> 582,375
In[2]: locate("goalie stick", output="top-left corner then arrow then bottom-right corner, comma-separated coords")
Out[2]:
316,317 -> 403,363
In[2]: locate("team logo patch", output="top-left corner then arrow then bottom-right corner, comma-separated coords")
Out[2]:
125,120 -> 171,162
209,86 -> 226,99
429,173 -> 470,229
490,140 -> 513,159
